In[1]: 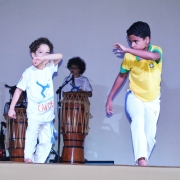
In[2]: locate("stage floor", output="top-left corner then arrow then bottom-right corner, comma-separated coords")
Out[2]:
0,162 -> 180,180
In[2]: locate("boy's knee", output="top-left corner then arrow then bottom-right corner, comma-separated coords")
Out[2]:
131,116 -> 144,128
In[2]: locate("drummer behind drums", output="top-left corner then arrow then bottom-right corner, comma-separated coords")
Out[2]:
62,57 -> 93,97
61,57 -> 92,164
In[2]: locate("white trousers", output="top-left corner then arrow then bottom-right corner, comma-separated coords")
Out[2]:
24,115 -> 52,163
126,91 -> 160,163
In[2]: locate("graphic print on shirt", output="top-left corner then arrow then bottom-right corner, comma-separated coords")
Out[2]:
19,76 -> 23,82
70,83 -> 81,92
36,81 -> 50,98
37,96 -> 54,113
36,81 -> 54,114
149,63 -> 154,69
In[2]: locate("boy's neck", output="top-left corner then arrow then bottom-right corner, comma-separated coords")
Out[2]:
74,74 -> 80,78
144,44 -> 150,51
35,63 -> 46,70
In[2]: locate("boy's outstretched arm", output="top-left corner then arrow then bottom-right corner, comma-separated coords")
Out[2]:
32,53 -> 63,67
106,72 -> 128,115
114,43 -> 160,61
8,88 -> 23,119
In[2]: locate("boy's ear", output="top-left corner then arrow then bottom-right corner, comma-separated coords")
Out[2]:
145,36 -> 150,44
31,52 -> 35,58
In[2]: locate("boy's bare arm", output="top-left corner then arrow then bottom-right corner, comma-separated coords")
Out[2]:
32,53 -> 63,66
114,43 -> 160,61
8,88 -> 23,119
49,53 -> 63,66
106,72 -> 128,114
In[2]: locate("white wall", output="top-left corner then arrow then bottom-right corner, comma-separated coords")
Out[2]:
0,0 -> 180,166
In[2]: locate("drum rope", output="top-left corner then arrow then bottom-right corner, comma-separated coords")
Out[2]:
60,93 -> 93,134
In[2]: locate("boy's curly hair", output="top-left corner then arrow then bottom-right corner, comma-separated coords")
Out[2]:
29,37 -> 54,53
67,57 -> 86,75
127,21 -> 151,39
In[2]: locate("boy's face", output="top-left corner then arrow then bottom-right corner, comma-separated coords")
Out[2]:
128,35 -> 150,50
31,44 -> 50,58
69,65 -> 80,77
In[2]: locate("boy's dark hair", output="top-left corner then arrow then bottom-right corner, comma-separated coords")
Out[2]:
29,37 -> 54,53
127,21 -> 151,39
67,57 -> 86,75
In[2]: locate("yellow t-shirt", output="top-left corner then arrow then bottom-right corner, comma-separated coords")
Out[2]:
120,44 -> 162,101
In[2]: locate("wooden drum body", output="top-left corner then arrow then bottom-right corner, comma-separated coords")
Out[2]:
5,108 -> 27,162
60,92 -> 91,164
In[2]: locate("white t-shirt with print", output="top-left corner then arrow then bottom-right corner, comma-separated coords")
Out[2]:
17,61 -> 57,122
62,75 -> 92,92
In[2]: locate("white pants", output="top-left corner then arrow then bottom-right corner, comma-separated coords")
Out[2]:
126,91 -> 160,163
24,115 -> 52,163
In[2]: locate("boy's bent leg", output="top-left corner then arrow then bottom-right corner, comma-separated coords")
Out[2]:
144,96 -> 160,159
34,122 -> 52,163
126,93 -> 148,164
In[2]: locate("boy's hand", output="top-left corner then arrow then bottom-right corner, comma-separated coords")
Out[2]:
32,57 -> 44,66
106,100 -> 113,115
114,43 -> 127,52
8,109 -> 16,119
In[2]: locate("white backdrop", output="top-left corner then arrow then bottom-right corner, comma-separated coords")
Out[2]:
0,0 -> 180,166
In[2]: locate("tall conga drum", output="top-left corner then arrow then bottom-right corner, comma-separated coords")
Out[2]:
5,108 -> 28,162
60,92 -> 92,164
